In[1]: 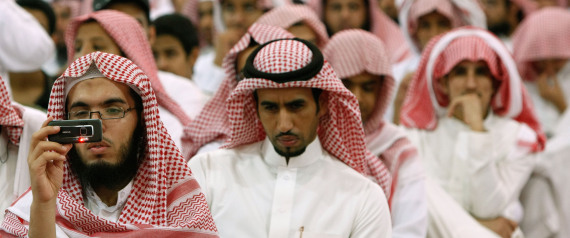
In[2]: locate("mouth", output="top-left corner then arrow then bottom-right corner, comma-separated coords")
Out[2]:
87,142 -> 111,154
276,135 -> 299,147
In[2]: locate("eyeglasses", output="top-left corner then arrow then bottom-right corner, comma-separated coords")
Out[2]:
67,107 -> 136,120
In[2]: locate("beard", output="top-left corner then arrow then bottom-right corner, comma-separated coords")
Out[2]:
274,145 -> 307,158
68,125 -> 144,192
488,21 -> 511,37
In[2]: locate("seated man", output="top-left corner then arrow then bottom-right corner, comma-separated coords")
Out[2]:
182,23 -> 295,158
399,27 -> 544,238
189,38 -> 392,237
152,14 -> 200,81
0,76 -> 46,221
324,29 -> 427,238
1,52 -> 217,237
255,4 -> 329,48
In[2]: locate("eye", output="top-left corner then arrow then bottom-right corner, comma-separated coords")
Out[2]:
70,110 -> 90,119
105,107 -> 124,116
262,104 -> 278,113
287,101 -> 305,111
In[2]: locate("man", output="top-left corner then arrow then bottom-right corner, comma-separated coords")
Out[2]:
324,29 -> 427,238
0,76 -> 46,221
308,0 -> 411,63
255,4 -> 329,48
481,0 -> 535,51
93,0 -> 154,41
512,8 -> 570,238
152,13 -> 200,80
400,27 -> 544,238
12,0 -> 57,110
68,10 -> 208,147
391,0 -> 486,124
1,52 -> 218,237
182,23 -> 294,158
189,38 -> 392,237
193,0 -> 270,94
92,0 -> 207,121
0,0 -> 54,91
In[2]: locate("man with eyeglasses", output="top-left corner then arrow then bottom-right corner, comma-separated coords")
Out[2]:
1,52 -> 218,237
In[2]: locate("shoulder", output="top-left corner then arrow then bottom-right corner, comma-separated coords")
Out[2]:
324,152 -> 387,198
16,103 -> 47,130
189,142 -> 263,170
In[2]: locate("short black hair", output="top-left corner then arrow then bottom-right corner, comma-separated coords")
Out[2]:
17,0 -> 56,35
153,14 -> 199,56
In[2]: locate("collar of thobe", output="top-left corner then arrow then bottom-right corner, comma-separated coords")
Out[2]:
261,136 -> 323,168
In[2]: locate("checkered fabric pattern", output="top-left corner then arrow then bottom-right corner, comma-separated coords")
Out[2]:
0,76 -> 24,146
222,39 -> 392,197
398,0 -> 486,55
307,0 -> 412,63
65,10 -> 192,126
324,29 -> 418,206
512,8 -> 570,82
255,4 -> 329,48
400,26 -> 545,152
1,52 -> 218,237
181,24 -> 295,159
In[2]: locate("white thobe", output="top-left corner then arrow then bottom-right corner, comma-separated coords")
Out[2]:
189,137 -> 392,238
158,70 -> 209,119
192,48 -> 225,95
387,55 -> 420,122
0,104 -> 46,221
405,114 -> 538,237
365,125 -> 428,238
0,0 -> 55,92
85,181 -> 133,223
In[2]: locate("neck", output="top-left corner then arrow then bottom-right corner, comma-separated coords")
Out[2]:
94,187 -> 119,207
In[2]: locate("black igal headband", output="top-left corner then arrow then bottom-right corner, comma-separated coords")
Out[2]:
242,38 -> 324,83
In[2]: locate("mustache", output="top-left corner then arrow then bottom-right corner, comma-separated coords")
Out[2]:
276,131 -> 299,138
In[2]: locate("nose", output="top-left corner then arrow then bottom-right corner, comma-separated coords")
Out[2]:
340,7 -> 350,20
276,110 -> 294,133
466,71 -> 477,89
156,55 -> 168,71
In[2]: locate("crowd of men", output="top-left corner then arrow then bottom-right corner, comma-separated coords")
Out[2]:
0,0 -> 569,236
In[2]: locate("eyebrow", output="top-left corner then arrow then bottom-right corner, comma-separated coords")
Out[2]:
69,98 -> 128,110
284,99 -> 306,107
260,101 -> 278,107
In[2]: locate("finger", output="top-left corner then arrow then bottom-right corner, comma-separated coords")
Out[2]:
29,151 -> 67,174
507,219 -> 518,230
447,98 -> 464,117
28,141 -> 71,165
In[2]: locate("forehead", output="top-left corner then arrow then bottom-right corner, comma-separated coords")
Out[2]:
256,87 -> 314,102
67,77 -> 135,107
452,60 -> 489,69
77,21 -> 109,38
154,34 -> 184,48
419,11 -> 449,21
326,0 -> 366,6
223,0 -> 257,6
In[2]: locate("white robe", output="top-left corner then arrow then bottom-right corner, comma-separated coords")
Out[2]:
189,137 -> 392,238
405,114 -> 538,237
0,104 -> 46,221
365,124 -> 428,238
0,0 -> 55,93
192,48 -> 225,95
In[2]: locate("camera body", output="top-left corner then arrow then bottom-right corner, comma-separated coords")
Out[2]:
47,119 -> 102,144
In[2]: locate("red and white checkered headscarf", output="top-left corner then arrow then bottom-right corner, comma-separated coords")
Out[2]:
255,4 -> 329,48
0,76 -> 24,146
307,0 -> 412,63
400,26 -> 545,152
181,24 -> 294,159
512,8 -> 570,82
1,52 -> 218,237
223,38 -> 392,197
324,29 -> 416,206
65,10 -> 192,126
398,0 -> 486,54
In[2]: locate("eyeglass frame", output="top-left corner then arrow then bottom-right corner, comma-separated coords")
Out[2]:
66,107 -> 136,120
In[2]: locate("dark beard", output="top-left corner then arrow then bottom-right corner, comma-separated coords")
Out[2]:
488,21 -> 511,37
68,127 -> 144,192
274,146 -> 307,158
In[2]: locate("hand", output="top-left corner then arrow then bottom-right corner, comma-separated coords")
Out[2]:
477,217 -> 517,238
213,28 -> 244,66
537,72 -> 567,113
28,117 -> 72,203
447,93 -> 486,131
392,72 -> 414,124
